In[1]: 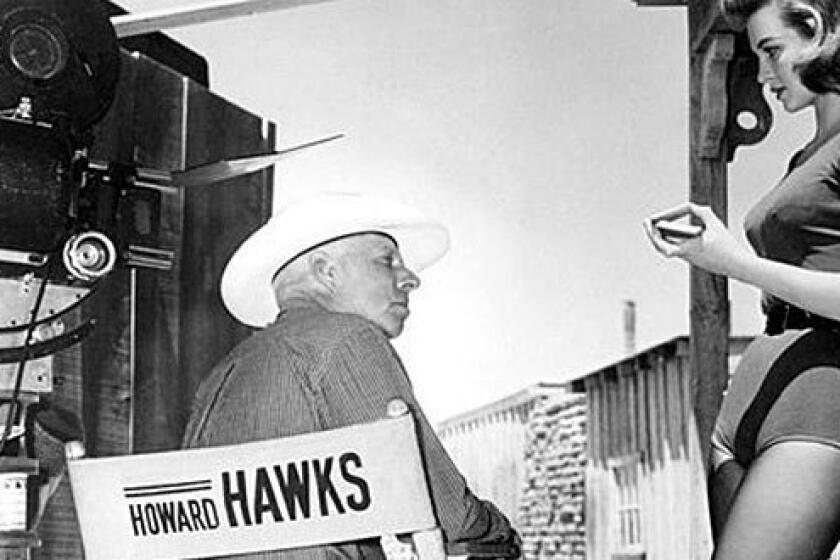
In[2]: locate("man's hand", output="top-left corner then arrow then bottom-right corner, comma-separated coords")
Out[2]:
448,500 -> 521,558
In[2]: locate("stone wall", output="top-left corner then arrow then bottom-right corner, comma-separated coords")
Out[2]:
518,392 -> 587,560
437,384 -> 566,528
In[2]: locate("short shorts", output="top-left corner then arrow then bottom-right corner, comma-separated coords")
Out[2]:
712,328 -> 840,470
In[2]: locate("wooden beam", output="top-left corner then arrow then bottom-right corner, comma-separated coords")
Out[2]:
111,0 -> 343,38
690,2 -> 736,54
698,35 -> 735,159
671,0 -> 733,451
689,12 -> 732,560
688,30 -> 732,473
632,0 -> 686,5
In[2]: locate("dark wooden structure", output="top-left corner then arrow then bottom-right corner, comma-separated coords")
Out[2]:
31,45 -> 274,559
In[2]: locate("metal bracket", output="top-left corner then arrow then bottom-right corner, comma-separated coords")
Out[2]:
0,249 -> 48,267
0,278 -> 89,329
725,34 -> 773,161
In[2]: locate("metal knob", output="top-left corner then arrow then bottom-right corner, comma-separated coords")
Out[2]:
62,231 -> 117,281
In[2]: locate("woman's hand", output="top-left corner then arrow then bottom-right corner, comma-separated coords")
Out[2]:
642,202 -> 755,278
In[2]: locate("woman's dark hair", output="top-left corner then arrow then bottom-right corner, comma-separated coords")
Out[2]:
719,0 -> 840,94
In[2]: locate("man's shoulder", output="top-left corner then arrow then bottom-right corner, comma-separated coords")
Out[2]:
281,306 -> 389,347
210,305 -> 387,362
217,307 -> 388,365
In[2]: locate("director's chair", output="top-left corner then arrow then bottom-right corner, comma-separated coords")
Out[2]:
65,399 -> 518,560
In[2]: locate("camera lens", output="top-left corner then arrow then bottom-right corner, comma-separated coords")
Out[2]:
8,22 -> 66,80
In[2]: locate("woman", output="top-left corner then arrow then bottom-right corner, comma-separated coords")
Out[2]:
644,1 -> 840,559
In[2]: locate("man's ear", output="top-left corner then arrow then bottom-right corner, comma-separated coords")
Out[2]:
308,249 -> 339,291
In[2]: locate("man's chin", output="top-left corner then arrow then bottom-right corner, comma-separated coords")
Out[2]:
380,318 -> 406,339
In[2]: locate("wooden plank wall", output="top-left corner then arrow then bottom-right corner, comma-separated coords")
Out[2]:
439,403 -> 534,526
585,342 -> 711,560
179,81 -> 274,431
33,51 -> 273,559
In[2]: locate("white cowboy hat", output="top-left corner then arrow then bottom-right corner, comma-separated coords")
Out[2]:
220,192 -> 450,327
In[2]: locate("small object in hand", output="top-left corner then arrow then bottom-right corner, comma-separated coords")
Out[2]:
653,219 -> 704,240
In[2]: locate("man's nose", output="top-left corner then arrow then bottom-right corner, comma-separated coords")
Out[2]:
397,267 -> 420,292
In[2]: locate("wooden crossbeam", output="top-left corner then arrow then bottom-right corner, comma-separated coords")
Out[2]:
690,3 -> 734,53
111,0 -> 343,38
631,0 -> 686,5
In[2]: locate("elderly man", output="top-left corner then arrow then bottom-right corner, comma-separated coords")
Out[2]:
182,192 -> 517,559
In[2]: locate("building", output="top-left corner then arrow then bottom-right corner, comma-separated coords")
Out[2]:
569,335 -> 751,560
437,383 -> 566,526
438,335 -> 754,560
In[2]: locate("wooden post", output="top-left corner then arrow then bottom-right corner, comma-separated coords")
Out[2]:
633,0 -> 740,466
631,1 -> 733,473
689,4 -> 734,559
689,30 -> 733,478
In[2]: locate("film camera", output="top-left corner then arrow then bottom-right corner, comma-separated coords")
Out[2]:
0,0 -> 143,547
0,0 -> 173,283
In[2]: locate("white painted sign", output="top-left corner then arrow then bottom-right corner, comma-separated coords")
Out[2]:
68,415 -> 435,560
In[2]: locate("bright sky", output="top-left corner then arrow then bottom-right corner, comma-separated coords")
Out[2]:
119,0 -> 814,422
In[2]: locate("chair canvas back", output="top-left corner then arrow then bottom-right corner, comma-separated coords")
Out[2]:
67,414 -> 436,560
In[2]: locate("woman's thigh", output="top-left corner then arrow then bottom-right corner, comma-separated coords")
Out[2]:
713,441 -> 840,560
708,460 -> 745,540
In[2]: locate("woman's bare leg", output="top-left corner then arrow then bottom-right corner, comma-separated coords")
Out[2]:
713,441 -> 840,560
708,460 -> 745,541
